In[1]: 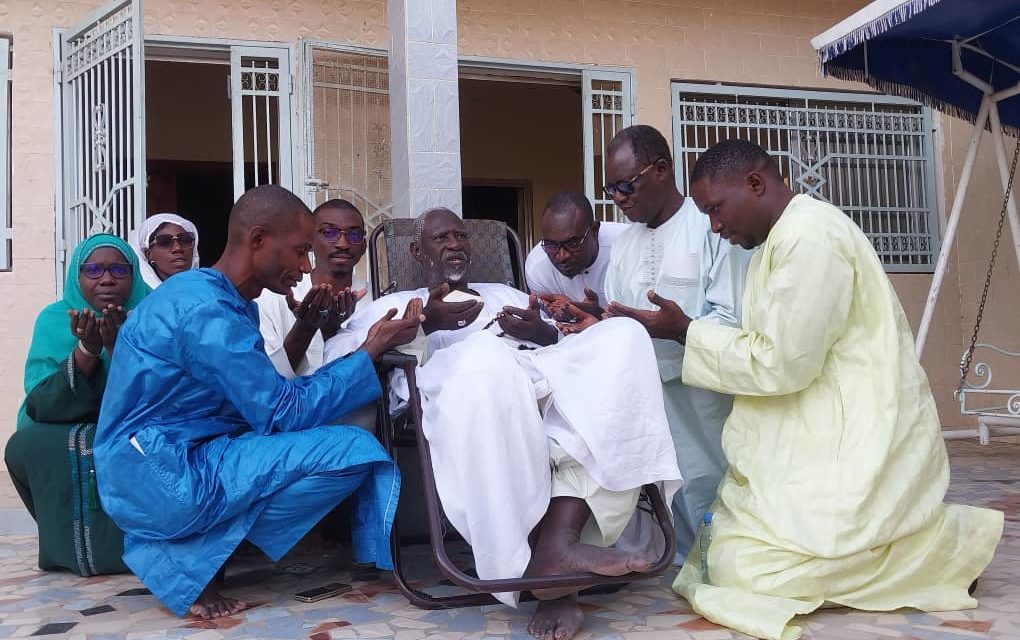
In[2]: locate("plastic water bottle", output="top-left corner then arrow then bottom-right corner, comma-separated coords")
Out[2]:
699,511 -> 713,583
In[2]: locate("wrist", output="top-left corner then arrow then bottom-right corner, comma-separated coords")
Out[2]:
675,318 -> 691,344
536,322 -> 559,346
77,340 -> 101,359
360,339 -> 384,362
292,318 -> 319,334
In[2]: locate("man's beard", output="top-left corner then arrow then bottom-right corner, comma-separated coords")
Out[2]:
443,263 -> 468,283
426,257 -> 469,284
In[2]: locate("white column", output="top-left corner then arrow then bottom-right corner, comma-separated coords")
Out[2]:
387,0 -> 462,219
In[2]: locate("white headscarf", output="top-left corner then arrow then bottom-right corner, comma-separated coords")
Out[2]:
131,213 -> 201,288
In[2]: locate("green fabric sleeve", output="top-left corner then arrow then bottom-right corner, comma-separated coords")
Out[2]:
24,353 -> 105,425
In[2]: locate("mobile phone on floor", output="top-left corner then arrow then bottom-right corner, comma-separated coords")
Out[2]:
293,582 -> 352,603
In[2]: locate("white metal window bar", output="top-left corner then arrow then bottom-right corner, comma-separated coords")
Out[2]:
671,82 -> 939,273
230,46 -> 293,200
0,37 -> 11,270
58,0 -> 146,282
302,42 -> 393,228
583,69 -> 634,224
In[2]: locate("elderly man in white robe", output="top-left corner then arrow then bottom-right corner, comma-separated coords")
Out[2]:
573,125 -> 750,562
324,208 -> 682,640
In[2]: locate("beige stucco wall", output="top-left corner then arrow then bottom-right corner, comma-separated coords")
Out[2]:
0,0 -> 1013,445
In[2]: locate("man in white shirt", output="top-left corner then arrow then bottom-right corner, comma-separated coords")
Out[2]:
562,126 -> 750,562
525,192 -> 627,309
256,199 -> 371,379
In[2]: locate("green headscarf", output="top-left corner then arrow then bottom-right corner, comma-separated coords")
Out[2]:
17,234 -> 150,429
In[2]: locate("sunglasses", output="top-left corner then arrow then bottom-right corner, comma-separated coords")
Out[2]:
541,225 -> 593,254
149,232 -> 196,249
602,159 -> 663,198
318,226 -> 366,245
80,262 -> 132,280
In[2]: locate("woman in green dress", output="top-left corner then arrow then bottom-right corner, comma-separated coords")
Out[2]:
5,233 -> 149,576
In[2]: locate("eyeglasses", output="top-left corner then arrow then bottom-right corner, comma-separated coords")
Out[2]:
149,232 -> 196,249
542,226 -> 593,254
602,159 -> 663,198
80,262 -> 132,280
318,226 -> 366,245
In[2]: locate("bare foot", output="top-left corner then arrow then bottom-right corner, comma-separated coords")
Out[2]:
528,595 -> 584,640
527,541 -> 651,600
188,583 -> 247,620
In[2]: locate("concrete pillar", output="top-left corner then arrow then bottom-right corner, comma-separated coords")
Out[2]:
387,0 -> 462,219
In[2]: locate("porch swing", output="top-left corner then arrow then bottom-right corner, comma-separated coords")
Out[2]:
953,139 -> 1020,444
812,0 -> 1020,445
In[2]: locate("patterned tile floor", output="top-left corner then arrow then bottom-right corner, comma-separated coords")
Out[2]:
0,440 -> 1018,640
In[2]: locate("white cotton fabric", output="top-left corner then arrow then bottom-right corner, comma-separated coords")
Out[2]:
130,213 -> 201,289
324,284 -> 682,606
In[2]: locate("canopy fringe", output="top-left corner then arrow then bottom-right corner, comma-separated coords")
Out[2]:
823,64 -> 1020,137
818,0 -> 943,63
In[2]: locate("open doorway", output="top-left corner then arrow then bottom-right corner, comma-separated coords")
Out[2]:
143,44 -> 293,266
458,76 -> 584,247
145,59 -> 233,265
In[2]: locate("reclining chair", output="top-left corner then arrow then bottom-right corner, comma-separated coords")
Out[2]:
367,217 -> 676,609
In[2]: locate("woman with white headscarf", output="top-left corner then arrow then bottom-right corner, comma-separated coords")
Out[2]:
132,213 -> 201,288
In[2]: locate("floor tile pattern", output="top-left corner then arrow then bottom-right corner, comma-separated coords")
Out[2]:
0,440 -> 1017,639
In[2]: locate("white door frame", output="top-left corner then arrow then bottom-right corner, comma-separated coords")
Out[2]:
54,0 -> 147,294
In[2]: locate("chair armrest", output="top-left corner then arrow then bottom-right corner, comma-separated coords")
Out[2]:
379,350 -> 419,371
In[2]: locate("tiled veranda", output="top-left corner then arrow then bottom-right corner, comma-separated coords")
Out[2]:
0,440 -> 1017,640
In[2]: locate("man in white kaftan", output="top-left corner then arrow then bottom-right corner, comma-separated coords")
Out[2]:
525,191 -> 627,305
669,139 -> 1003,640
324,208 -> 682,640
256,200 -> 371,379
597,126 -> 750,559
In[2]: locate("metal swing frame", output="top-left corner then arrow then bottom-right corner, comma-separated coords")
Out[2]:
952,140 -> 1020,444
916,42 -> 1020,443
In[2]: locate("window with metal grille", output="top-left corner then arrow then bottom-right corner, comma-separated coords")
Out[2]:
303,44 -> 393,228
1,37 -> 10,270
671,82 -> 940,272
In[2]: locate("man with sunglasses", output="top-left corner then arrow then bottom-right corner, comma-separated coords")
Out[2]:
256,199 -> 371,379
560,125 -> 751,566
524,191 -> 627,317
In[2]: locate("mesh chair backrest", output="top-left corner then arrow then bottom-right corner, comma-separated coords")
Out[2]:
377,218 -> 520,294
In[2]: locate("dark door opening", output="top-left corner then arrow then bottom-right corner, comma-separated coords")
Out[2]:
458,77 -> 583,249
145,59 -> 233,265
462,182 -> 530,233
462,181 -> 531,285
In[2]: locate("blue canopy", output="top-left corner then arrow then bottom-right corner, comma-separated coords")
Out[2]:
813,0 -> 1020,133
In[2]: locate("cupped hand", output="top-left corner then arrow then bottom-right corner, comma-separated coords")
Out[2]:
497,294 -> 558,346
604,290 -> 692,341
69,308 -> 102,354
422,283 -> 484,333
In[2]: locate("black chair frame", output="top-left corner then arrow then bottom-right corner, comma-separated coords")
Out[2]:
367,218 -> 677,609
